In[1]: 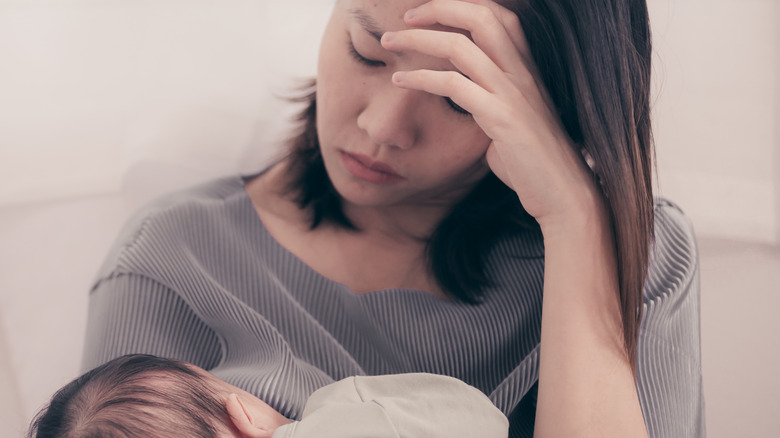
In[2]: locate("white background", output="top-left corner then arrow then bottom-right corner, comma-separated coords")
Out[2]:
1,0 -> 778,436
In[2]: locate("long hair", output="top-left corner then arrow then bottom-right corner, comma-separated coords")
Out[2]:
505,0 -> 655,369
285,0 -> 654,370
28,355 -> 231,438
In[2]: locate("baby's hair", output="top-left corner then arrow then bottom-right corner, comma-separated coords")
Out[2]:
28,354 -> 232,438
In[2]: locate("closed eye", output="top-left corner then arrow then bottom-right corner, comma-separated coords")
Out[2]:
348,38 -> 470,117
348,41 -> 385,68
444,97 -> 471,116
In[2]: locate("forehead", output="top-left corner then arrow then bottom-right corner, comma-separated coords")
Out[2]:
343,0 -> 467,36
346,0 -> 427,25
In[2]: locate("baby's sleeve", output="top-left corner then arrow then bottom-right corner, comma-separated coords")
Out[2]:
272,373 -> 509,438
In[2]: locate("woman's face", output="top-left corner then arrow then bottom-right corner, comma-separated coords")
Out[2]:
316,0 -> 492,211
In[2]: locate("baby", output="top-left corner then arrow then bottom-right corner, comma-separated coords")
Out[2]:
29,354 -> 508,437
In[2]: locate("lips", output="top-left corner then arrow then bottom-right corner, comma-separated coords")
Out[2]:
340,151 -> 404,185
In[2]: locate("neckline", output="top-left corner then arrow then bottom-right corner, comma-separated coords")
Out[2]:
236,174 -> 453,303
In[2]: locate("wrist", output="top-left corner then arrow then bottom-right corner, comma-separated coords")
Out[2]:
537,190 -> 611,242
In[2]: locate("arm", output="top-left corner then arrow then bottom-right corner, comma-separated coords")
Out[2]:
534,200 -> 646,437
636,202 -> 705,437
81,273 -> 222,372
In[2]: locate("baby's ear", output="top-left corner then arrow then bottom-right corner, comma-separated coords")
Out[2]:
225,394 -> 274,438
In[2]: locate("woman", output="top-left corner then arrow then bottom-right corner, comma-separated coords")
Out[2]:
82,0 -> 704,436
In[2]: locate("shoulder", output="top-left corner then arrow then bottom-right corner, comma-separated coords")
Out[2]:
642,198 -> 701,335
644,198 -> 699,305
637,200 -> 706,436
641,197 -> 702,362
122,175 -> 250,244
94,176 -> 254,281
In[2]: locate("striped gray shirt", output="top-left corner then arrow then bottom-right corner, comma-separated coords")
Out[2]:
81,176 -> 705,437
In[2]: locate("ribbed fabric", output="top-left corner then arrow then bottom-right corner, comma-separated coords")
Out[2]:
638,199 -> 706,437
81,176 -> 704,437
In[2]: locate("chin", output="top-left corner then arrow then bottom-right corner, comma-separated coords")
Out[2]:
330,176 -> 403,208
320,153 -> 396,206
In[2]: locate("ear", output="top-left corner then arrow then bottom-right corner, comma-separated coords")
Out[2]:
225,393 -> 274,438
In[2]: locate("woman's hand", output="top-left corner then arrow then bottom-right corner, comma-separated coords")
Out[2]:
380,0 -> 602,230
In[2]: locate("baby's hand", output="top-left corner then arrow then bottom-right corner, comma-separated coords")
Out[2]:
226,393 -> 292,438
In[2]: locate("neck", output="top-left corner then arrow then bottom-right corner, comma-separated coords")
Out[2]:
265,156 -> 476,244
341,199 -> 452,245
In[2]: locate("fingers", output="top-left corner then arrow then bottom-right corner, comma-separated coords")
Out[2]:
404,0 -> 533,68
383,0 -> 562,148
410,1 -> 559,121
383,0 -> 545,110
456,0 -> 532,59
382,29 -> 508,94
392,69 -> 494,119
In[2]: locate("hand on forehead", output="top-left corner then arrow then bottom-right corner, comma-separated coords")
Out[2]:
341,0 -> 476,76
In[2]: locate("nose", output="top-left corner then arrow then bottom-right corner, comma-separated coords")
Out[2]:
356,86 -> 421,150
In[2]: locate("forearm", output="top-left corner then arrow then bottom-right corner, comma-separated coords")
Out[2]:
82,274 -> 220,371
534,202 -> 647,437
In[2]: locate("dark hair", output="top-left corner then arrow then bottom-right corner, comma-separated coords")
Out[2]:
509,0 -> 655,370
285,0 -> 654,370
28,355 -> 231,438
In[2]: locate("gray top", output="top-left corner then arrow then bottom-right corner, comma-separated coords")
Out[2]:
81,176 -> 705,437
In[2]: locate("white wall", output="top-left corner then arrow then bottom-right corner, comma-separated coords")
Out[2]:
771,0 -> 780,245
648,0 -> 779,245
0,319 -> 25,437
0,0 -> 328,206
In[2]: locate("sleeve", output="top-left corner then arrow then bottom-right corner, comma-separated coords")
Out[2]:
636,200 -> 706,437
80,272 -> 222,373
271,373 -> 510,438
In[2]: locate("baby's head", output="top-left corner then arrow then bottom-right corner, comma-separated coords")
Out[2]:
28,354 -> 288,438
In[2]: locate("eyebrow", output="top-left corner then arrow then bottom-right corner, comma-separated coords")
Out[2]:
349,8 -> 384,43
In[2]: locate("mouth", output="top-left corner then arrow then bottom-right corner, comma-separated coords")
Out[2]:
339,151 -> 404,185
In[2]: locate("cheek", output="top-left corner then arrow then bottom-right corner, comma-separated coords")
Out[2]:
316,90 -> 360,152
430,128 -> 491,176
436,124 -> 491,159
317,34 -> 360,124
316,72 -> 348,142
416,131 -> 488,177
317,66 -> 364,133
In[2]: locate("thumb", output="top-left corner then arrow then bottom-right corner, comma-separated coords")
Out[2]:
485,144 -> 513,190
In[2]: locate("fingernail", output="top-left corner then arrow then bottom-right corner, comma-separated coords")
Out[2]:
392,72 -> 405,84
404,9 -> 416,20
382,31 -> 394,43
